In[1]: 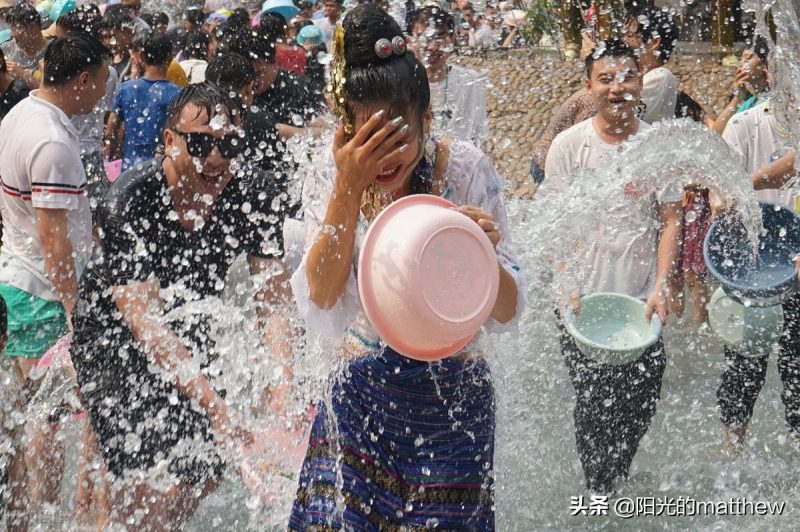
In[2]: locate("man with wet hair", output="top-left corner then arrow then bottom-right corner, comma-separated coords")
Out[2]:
99,8 -> 136,80
1,3 -> 48,89
71,82 -> 287,529
622,5 -> 679,124
105,31 -> 181,171
313,0 -> 342,50
0,33 -> 109,530
545,39 -> 683,494
409,2 -> 488,147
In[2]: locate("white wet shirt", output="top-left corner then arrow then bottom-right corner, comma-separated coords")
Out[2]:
430,65 -> 490,149
290,140 -> 526,351
0,92 -> 92,301
544,117 -> 682,300
640,66 -> 678,124
722,100 -> 794,207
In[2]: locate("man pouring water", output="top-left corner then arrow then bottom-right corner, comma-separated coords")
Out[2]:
544,39 -> 683,495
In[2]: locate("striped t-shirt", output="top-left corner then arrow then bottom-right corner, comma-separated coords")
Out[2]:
0,91 -> 92,301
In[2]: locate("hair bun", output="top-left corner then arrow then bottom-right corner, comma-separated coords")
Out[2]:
343,5 -> 405,68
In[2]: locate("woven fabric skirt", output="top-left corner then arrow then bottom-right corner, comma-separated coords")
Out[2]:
288,347 -> 496,531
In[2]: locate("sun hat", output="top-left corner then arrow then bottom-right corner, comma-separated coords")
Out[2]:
260,0 -> 299,21
49,0 -> 76,22
296,24 -> 323,47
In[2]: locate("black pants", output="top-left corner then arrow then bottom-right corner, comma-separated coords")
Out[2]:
560,324 -> 666,494
718,294 -> 800,432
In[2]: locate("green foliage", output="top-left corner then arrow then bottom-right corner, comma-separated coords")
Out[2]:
522,0 -> 558,45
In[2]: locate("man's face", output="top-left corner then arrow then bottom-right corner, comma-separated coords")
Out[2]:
324,0 -> 341,20
738,48 -> 769,92
75,61 -> 110,115
10,22 -> 37,47
102,27 -> 134,55
251,58 -> 278,95
586,55 -> 642,123
410,20 -> 453,68
622,19 -> 643,52
164,104 -> 243,203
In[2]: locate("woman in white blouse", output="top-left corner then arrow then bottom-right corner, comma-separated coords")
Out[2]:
288,6 -> 524,530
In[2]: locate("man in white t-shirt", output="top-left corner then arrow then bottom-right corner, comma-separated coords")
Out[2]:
313,0 -> 342,51
0,34 -> 108,530
408,3 -> 489,147
622,6 -> 679,124
545,39 -> 682,495
717,99 -> 800,456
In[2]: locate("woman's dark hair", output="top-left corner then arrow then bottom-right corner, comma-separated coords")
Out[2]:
205,53 -> 255,93
227,8 -> 250,30
184,30 -> 210,60
584,39 -> 639,77
6,3 -> 41,26
0,47 -> 6,74
42,33 -> 109,87
185,7 -> 205,28
675,91 -> 704,123
57,5 -> 103,39
100,9 -> 135,32
165,82 -> 237,129
342,5 -> 430,128
260,12 -> 287,42
139,31 -> 173,66
153,11 -> 169,27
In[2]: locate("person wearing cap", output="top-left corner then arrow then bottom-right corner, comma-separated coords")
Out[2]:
1,3 -> 49,88
312,0 -> 341,50
179,29 -> 210,83
296,23 -> 325,92
409,2 -> 488,148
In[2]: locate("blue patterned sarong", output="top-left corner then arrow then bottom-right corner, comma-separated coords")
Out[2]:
288,347 -> 495,530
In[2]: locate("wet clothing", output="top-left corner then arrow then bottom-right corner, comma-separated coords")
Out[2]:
0,79 -> 30,122
71,158 -> 284,482
254,69 -> 325,126
560,321 -> 665,494
289,348 -> 496,530
531,88 -> 596,171
718,294 -> 800,432
0,284 -> 67,358
275,46 -> 307,75
0,92 -> 92,302
640,66 -> 678,124
0,40 -> 46,87
112,78 -> 182,171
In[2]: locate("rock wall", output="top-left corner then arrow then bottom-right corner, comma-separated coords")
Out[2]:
452,52 -> 736,197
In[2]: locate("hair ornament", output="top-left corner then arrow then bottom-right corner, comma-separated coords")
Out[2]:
329,24 -> 352,136
374,35 -> 407,59
374,38 -> 392,58
391,36 -> 407,55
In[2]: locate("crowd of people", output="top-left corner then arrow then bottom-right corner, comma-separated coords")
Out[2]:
0,0 -> 795,530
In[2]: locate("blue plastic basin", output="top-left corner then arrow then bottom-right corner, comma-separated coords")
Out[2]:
704,202 -> 800,305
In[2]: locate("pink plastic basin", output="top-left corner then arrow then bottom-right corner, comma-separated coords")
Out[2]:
358,194 -> 500,361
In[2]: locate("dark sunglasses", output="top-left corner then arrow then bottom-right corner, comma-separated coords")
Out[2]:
171,130 -> 245,160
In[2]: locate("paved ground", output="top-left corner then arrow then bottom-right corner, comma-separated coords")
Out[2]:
452,51 -> 737,197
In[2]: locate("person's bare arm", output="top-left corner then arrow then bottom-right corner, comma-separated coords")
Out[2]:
645,201 -> 683,324
751,149 -> 796,190
112,279 -> 252,444
36,208 -> 78,322
104,112 -> 121,160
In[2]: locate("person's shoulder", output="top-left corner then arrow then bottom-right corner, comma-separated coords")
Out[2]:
102,159 -> 163,216
727,99 -> 766,132
552,116 -> 594,147
645,66 -> 676,82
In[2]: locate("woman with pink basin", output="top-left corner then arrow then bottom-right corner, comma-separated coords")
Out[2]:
288,6 -> 525,530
